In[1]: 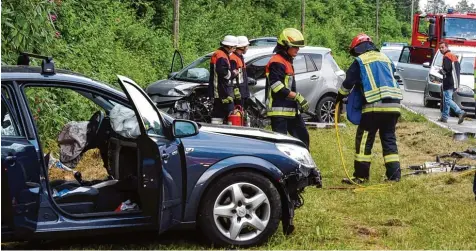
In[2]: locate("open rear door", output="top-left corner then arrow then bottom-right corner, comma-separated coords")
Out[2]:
116,75 -> 164,225
396,46 -> 434,92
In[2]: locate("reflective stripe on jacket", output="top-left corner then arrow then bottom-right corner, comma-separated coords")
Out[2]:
265,53 -> 297,117
230,52 -> 250,98
356,51 -> 403,104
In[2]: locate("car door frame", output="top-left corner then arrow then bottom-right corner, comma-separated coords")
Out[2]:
1,83 -> 43,240
396,46 -> 435,92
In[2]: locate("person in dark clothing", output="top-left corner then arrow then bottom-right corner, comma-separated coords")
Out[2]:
230,36 -> 250,108
209,35 -> 239,123
438,42 -> 467,124
336,33 -> 402,184
265,28 -> 310,148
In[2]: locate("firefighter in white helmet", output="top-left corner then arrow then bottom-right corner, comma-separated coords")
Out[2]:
208,35 -> 239,123
230,36 -> 250,108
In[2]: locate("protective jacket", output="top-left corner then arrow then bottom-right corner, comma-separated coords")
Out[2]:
208,48 -> 236,101
265,51 -> 298,117
339,50 -> 402,123
230,52 -> 250,99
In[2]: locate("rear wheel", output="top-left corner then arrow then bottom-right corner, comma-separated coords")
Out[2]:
315,96 -> 337,123
198,171 -> 281,247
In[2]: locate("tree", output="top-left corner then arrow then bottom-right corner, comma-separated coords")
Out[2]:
455,0 -> 476,12
425,0 -> 448,13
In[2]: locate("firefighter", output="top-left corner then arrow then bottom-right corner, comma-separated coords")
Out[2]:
265,28 -> 310,148
209,35 -> 239,123
230,36 -> 250,108
336,33 -> 403,184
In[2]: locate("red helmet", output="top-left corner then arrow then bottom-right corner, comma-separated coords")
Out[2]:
349,33 -> 372,52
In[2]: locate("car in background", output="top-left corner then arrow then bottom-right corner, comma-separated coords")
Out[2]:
1,55 -> 321,247
146,46 -> 346,124
380,42 -> 407,64
422,46 -> 476,114
249,37 -> 277,47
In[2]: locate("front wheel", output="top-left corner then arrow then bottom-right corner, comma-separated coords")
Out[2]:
198,171 -> 282,247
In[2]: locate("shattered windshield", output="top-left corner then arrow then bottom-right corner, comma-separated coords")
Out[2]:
173,56 -> 211,83
444,18 -> 476,40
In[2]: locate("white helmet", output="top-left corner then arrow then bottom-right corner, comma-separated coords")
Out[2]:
221,35 -> 238,47
237,36 -> 250,47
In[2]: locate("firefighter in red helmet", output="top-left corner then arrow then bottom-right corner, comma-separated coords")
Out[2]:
336,33 -> 403,184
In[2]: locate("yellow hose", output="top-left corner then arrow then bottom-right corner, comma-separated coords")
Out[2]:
334,102 -> 391,192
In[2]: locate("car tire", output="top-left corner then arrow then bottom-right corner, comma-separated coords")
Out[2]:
315,96 -> 337,123
423,87 -> 438,108
198,171 -> 281,248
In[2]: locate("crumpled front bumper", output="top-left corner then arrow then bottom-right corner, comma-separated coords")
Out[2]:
279,168 -> 322,235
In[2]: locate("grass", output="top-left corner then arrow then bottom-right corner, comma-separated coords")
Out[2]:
3,110 -> 476,250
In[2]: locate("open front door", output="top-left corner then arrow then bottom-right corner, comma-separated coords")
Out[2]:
170,49 -> 184,75
1,91 -> 42,240
396,46 -> 434,92
116,75 -> 164,225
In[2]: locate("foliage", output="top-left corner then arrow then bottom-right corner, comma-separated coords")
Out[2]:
2,0 -> 412,147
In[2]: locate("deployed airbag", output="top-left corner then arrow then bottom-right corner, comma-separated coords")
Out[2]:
109,104 -> 140,139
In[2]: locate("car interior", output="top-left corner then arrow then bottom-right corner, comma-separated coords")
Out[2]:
27,87 -> 144,215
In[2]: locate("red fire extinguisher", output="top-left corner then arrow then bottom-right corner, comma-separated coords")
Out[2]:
228,105 -> 244,126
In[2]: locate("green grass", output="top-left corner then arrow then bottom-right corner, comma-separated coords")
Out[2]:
3,110 -> 476,250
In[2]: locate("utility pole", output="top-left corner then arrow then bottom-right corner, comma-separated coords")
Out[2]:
301,0 -> 305,34
376,0 -> 379,44
173,0 -> 180,49
411,0 -> 414,27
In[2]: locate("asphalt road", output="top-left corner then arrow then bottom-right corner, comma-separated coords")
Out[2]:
400,86 -> 476,133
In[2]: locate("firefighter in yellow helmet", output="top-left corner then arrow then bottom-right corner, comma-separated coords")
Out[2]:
265,28 -> 310,148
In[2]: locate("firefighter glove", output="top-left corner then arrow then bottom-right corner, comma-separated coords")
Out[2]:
336,92 -> 345,105
234,87 -> 241,100
295,93 -> 309,112
222,96 -> 233,104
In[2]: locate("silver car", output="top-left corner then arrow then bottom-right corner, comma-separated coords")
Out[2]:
146,46 -> 346,123
423,47 -> 476,114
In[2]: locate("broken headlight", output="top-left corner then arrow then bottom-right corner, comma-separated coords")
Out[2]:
276,143 -> 317,176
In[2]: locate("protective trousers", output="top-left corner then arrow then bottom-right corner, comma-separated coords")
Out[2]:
211,98 -> 233,124
271,114 -> 309,149
353,112 -> 401,180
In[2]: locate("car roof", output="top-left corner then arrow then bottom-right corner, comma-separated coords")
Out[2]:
381,46 -> 403,50
1,65 -> 125,97
249,37 -> 276,41
447,45 -> 476,53
204,46 -> 331,59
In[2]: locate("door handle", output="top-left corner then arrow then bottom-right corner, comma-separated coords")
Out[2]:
396,68 -> 404,72
310,75 -> 319,81
161,153 -> 170,160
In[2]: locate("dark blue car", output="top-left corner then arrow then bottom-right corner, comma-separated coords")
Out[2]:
1,58 -> 321,247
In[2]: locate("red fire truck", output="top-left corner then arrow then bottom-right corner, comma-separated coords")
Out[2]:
411,9 -> 476,51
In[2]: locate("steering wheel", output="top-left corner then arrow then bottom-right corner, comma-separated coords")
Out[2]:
87,110 -> 104,141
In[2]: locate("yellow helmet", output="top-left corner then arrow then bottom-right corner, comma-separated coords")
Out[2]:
277,28 -> 305,47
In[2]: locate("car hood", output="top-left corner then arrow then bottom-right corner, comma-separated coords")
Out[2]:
199,123 -> 306,148
146,79 -> 204,96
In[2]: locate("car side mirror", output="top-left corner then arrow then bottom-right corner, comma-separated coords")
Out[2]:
423,62 -> 431,68
173,119 -> 199,138
248,77 -> 257,86
168,72 -> 178,79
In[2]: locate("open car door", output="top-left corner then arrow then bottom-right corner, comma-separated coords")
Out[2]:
116,75 -> 163,226
396,46 -> 434,92
169,49 -> 184,77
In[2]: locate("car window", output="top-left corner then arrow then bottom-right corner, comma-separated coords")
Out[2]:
418,16 -> 429,35
121,80 -> 163,137
174,56 -> 210,83
305,55 -> 316,71
382,49 -> 402,62
1,99 -> 19,137
325,53 -> 340,72
309,53 -> 322,70
294,55 -> 307,74
246,55 -> 272,80
400,47 -> 433,65
460,56 -> 475,75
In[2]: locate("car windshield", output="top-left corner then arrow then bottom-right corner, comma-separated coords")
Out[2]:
434,51 -> 475,75
173,56 -> 210,83
444,18 -> 476,40
381,49 -> 402,61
